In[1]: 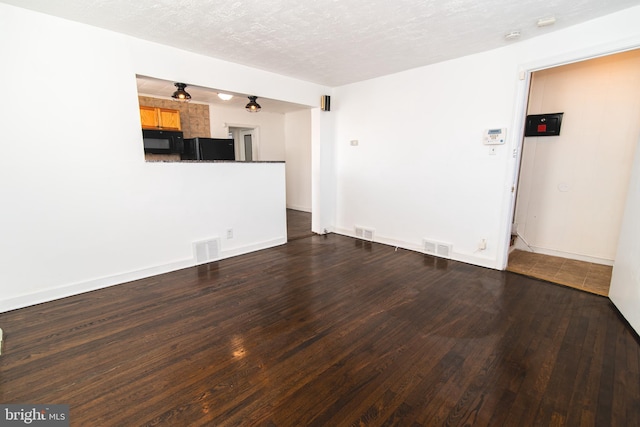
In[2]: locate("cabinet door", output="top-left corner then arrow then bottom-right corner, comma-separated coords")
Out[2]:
158,108 -> 181,130
139,106 -> 159,129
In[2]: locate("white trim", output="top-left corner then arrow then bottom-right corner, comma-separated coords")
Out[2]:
241,129 -> 258,161
219,237 -> 286,259
525,246 -> 615,266
498,69 -> 533,270
518,35 -> 640,75
500,37 -> 640,271
333,228 -> 499,270
0,237 -> 286,314
225,123 -> 260,161
0,258 -> 191,314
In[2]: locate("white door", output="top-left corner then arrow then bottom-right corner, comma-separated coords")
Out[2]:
609,137 -> 640,335
237,129 -> 257,161
241,131 -> 253,161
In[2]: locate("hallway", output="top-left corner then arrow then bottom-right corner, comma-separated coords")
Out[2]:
286,209 -> 313,241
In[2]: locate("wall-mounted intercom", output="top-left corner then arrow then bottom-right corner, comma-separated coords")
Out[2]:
524,113 -> 564,137
483,128 -> 507,145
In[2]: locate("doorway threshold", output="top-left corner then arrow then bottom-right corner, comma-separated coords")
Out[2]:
507,250 -> 611,296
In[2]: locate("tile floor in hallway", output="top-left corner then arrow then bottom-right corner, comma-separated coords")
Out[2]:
507,249 -> 612,296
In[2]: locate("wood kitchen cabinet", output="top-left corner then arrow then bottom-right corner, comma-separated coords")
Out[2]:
140,106 -> 181,131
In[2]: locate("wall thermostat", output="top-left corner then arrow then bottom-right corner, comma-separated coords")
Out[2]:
483,128 -> 506,145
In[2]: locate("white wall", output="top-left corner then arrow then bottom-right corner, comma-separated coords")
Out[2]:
3,2 -> 640,326
312,108 -> 336,234
515,51 -> 640,264
208,104 -> 287,161
208,105 -> 313,210
333,54 -> 513,267
0,4 -> 329,312
285,109 -> 312,211
610,137 -> 640,335
332,6 -> 640,270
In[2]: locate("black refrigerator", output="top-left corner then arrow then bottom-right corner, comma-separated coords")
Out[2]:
182,137 -> 235,161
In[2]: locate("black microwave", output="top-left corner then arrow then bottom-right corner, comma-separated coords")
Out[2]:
142,129 -> 184,154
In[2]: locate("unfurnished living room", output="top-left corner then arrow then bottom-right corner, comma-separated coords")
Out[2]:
1,1 -> 639,426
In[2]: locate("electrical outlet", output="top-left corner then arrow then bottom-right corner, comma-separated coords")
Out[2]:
227,228 -> 233,239
479,239 -> 487,250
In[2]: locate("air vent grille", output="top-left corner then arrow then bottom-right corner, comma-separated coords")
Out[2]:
424,240 -> 436,255
423,239 -> 452,259
194,238 -> 220,263
436,243 -> 451,258
355,226 -> 375,241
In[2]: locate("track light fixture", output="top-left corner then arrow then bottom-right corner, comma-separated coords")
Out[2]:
245,96 -> 261,112
171,83 -> 191,102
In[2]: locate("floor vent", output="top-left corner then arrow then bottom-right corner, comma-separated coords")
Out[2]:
355,226 -> 375,241
194,238 -> 220,263
423,239 -> 452,259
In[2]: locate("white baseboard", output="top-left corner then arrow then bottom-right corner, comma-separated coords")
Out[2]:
528,246 -> 614,266
332,228 -> 500,270
219,237 -> 287,260
0,237 -> 287,314
0,258 -> 193,314
511,236 -> 614,266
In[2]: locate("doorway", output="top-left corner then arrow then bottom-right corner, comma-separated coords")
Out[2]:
240,129 -> 254,161
508,49 -> 640,295
228,126 -> 258,161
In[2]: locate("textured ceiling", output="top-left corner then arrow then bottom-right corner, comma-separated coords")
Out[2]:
2,0 -> 639,86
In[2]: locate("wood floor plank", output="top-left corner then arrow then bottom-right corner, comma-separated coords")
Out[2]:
286,209 -> 313,241
1,234 -> 638,426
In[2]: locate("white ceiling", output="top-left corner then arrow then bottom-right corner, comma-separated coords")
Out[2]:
5,0 -> 640,112
3,0 -> 639,88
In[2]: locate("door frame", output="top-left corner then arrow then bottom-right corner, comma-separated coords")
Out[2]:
500,40 -> 640,270
225,123 -> 260,161
239,129 -> 255,161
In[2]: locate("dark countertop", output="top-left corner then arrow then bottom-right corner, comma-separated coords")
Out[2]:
146,160 -> 285,163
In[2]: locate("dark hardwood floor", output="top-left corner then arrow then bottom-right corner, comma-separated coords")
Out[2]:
287,208 -> 313,241
1,234 -> 638,426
